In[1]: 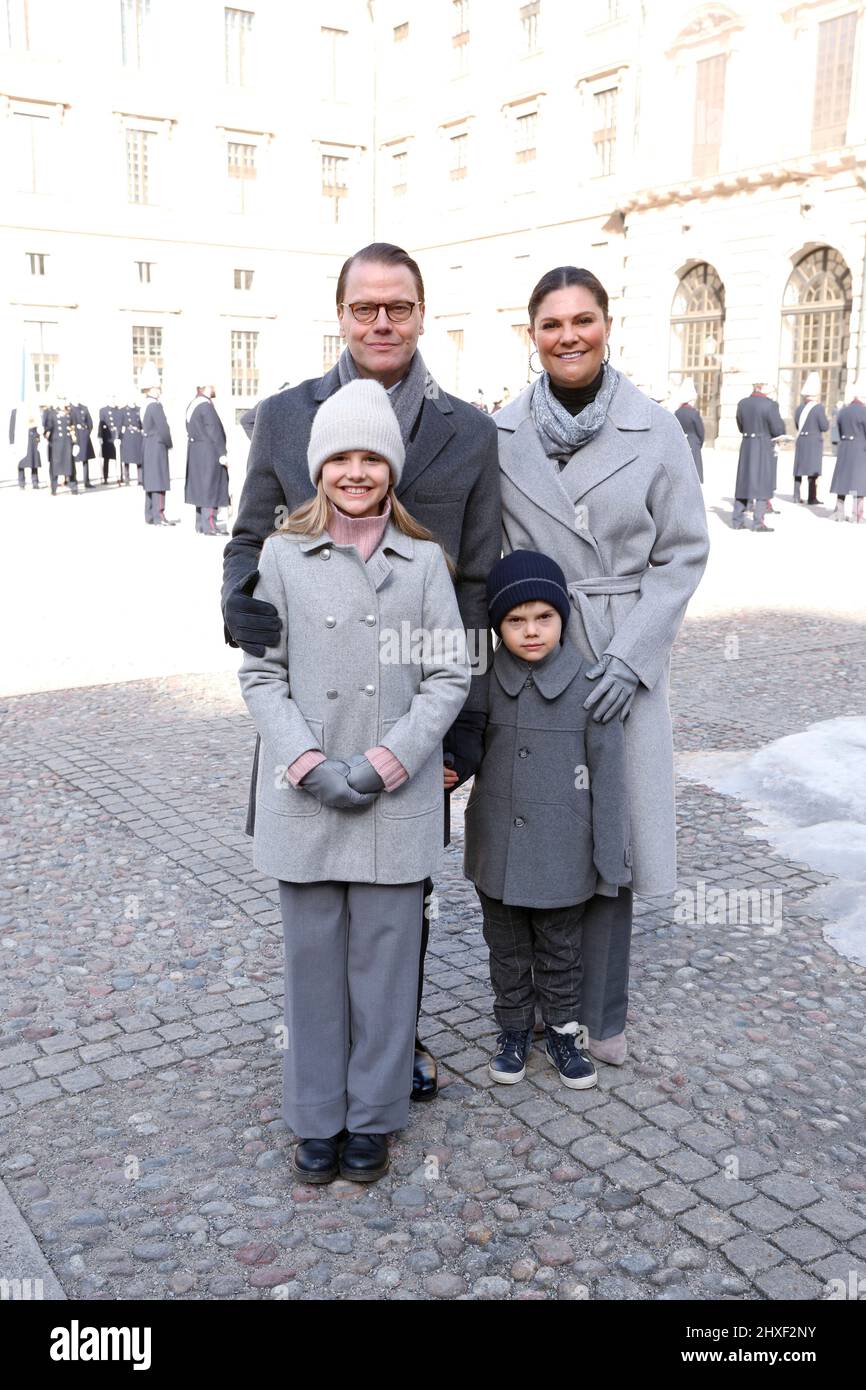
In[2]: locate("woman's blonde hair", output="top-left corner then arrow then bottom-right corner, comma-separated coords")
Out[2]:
275,478 -> 457,579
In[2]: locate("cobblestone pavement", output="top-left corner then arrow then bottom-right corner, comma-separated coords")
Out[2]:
1,611 -> 865,1301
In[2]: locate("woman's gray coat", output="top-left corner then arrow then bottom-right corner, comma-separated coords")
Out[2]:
793,402 -> 828,478
237,523 -> 471,885
494,374 -> 710,896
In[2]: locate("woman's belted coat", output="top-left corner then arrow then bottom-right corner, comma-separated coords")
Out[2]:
493,374 -> 710,896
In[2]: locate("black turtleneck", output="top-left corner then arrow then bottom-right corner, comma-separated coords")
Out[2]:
549,364 -> 605,416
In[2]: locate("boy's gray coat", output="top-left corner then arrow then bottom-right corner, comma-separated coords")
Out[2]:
494,375 -> 710,896
463,640 -> 632,909
237,523 -> 471,885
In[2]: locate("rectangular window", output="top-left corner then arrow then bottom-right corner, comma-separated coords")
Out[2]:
452,0 -> 469,74
514,110 -> 538,161
234,267 -> 254,289
120,0 -> 151,68
393,21 -> 408,42
26,251 -> 47,275
131,325 -> 163,383
812,11 -> 857,152
225,7 -> 253,85
391,150 -> 407,194
125,128 -> 152,204
449,131 -> 468,178
321,25 -> 347,100
2,0 -> 30,48
693,53 -> 726,176
135,259 -> 154,283
14,110 -> 53,193
227,140 -> 256,213
447,328 -> 464,395
24,320 -> 58,396
520,0 -> 540,53
231,329 -> 259,397
592,86 -> 617,176
322,152 -> 348,222
323,334 -> 341,372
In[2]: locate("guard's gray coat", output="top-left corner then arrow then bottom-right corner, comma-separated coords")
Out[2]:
142,399 -> 172,491
185,397 -> 230,507
463,638 -> 632,909
120,405 -> 144,466
494,374 -> 710,896
237,523 -> 471,885
793,402 -> 829,478
735,393 -> 785,499
42,406 -> 75,478
830,402 -> 866,495
674,404 -> 705,482
70,402 -> 95,464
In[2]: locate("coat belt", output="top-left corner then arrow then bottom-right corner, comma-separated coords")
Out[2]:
566,571 -> 645,659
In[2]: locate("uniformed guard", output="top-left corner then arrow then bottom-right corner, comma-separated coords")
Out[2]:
139,362 -> 178,526
184,380 -> 230,535
733,378 -> 786,532
830,382 -> 866,523
674,378 -> 705,482
69,399 -> 95,489
42,390 -> 77,495
119,398 -> 144,485
10,400 -> 42,489
97,398 -> 122,485
791,373 -> 828,505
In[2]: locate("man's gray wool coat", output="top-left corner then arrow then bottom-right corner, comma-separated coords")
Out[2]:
463,638 -> 632,909
494,374 -> 710,896
237,521 -> 471,885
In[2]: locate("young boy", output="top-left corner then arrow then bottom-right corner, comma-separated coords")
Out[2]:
463,550 -> 633,1090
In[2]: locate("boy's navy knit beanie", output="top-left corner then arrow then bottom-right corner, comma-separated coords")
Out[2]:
487,550 -> 571,641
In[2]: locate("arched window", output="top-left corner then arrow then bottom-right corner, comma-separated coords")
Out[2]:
670,262 -> 725,442
779,247 -> 852,421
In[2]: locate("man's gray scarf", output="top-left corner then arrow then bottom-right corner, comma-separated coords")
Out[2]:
337,345 -> 433,444
531,363 -> 621,467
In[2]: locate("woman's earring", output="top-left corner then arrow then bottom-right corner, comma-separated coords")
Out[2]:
528,349 -> 542,376
603,341 -> 611,364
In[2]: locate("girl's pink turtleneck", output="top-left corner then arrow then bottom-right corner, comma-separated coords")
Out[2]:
286,493 -> 409,791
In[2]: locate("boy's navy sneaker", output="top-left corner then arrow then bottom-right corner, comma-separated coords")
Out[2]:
489,1028 -> 533,1083
544,1026 -> 598,1090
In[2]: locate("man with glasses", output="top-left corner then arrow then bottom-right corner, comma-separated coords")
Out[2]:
222,241 -> 501,1103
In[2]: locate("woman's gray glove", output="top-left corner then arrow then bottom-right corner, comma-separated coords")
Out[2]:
300,758 -> 377,810
583,654 -> 640,723
345,755 -> 386,795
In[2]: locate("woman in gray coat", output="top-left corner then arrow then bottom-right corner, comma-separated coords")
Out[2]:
493,266 -> 710,1064
238,380 -> 470,1185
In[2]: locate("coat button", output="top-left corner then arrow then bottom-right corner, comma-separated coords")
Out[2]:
326,690 -> 338,699
363,683 -> 375,694
325,615 -> 336,627
518,747 -> 529,758
514,816 -> 525,827
524,676 -> 534,688
321,548 -> 330,559
364,614 -> 376,625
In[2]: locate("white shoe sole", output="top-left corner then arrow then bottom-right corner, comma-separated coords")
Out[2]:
545,1048 -> 597,1090
488,1061 -> 526,1084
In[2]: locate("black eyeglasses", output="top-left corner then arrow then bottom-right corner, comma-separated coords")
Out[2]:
340,301 -> 420,324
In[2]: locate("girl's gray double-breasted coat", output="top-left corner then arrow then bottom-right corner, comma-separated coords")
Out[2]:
237,522 -> 471,885
494,374 -> 710,897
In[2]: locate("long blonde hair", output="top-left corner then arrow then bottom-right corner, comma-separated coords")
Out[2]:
275,480 -> 457,579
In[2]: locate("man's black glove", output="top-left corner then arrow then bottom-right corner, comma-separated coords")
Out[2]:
442,711 -> 486,789
224,570 -> 281,657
